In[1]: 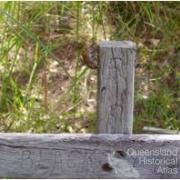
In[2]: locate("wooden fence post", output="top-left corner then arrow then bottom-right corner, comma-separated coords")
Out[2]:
97,41 -> 136,134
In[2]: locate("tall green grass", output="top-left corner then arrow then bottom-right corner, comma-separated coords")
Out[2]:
0,2 -> 179,132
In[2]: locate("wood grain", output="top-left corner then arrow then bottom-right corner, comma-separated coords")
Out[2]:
97,41 -> 136,134
0,133 -> 180,178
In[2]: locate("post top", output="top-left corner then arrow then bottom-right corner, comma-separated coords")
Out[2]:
99,41 -> 136,49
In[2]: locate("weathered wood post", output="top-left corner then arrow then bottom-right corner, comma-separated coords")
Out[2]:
98,41 -> 136,134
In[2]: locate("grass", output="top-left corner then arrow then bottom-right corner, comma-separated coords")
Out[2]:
0,2 -> 179,133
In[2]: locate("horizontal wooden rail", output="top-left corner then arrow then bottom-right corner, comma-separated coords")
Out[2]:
0,133 -> 180,178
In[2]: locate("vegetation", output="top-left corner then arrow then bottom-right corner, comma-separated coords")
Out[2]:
0,2 -> 179,133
